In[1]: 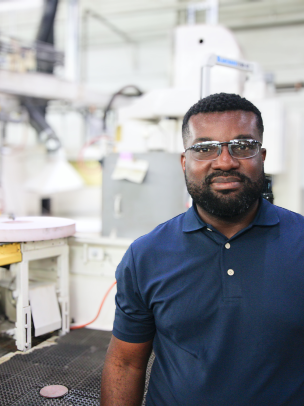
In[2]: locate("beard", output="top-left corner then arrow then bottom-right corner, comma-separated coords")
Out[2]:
185,168 -> 265,220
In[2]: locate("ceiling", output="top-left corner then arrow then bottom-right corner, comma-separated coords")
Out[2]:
0,0 -> 303,87
0,0 -> 304,45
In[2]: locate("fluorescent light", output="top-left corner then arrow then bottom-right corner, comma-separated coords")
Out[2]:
0,0 -> 42,13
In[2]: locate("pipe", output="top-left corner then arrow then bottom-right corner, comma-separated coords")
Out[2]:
36,0 -> 59,74
22,0 -> 61,152
65,0 -> 80,82
21,97 -> 61,152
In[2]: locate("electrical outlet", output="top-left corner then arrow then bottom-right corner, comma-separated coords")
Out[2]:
88,247 -> 104,261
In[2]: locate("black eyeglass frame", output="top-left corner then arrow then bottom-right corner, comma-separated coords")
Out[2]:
184,139 -> 263,161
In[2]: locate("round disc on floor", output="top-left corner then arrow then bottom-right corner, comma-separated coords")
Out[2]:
40,385 -> 69,398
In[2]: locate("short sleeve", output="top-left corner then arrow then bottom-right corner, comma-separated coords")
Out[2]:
112,244 -> 156,343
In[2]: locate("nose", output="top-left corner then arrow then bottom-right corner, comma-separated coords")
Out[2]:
211,144 -> 240,171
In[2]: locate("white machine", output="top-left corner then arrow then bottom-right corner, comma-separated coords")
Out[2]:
116,22 -> 290,211
0,216 -> 75,351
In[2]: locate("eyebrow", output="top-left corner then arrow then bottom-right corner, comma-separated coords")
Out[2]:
192,137 -> 212,143
235,134 -> 254,140
192,134 -> 255,144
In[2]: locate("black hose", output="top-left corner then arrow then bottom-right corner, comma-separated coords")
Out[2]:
102,85 -> 143,131
36,0 -> 59,45
36,0 -> 59,74
21,97 -> 61,152
23,0 -> 61,152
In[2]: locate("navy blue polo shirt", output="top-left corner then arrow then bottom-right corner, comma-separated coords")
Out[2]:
113,199 -> 304,406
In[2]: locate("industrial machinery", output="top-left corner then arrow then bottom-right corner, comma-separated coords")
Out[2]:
0,0 -> 111,349
0,216 -> 75,351
101,21 -> 282,240
0,0 -> 302,350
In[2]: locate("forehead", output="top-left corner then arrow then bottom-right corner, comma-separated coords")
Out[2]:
187,110 -> 260,145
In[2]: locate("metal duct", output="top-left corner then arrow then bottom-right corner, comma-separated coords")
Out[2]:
21,97 -> 60,152
23,0 -> 61,152
36,0 -> 59,74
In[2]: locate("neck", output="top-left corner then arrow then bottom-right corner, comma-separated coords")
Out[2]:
196,200 -> 260,239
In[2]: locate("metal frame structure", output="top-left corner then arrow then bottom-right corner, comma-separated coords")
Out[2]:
187,0 -> 219,25
200,53 -> 258,98
10,238 -> 70,351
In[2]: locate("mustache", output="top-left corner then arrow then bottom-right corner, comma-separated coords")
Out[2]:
205,170 -> 252,185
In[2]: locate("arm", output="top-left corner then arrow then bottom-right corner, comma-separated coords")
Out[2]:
100,335 -> 153,406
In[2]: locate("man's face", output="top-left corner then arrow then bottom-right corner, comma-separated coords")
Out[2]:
181,110 -> 266,219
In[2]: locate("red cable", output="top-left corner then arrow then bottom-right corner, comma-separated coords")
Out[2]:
70,280 -> 117,330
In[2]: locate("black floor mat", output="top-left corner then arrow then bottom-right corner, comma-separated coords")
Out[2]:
0,329 -> 111,406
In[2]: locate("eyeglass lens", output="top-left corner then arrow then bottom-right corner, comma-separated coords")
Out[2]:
190,140 -> 260,161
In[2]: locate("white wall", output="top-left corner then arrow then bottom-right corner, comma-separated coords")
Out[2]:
68,236 -> 132,330
234,25 -> 304,85
84,38 -> 173,94
271,92 -> 304,213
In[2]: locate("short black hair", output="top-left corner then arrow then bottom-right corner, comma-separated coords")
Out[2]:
182,93 -> 264,146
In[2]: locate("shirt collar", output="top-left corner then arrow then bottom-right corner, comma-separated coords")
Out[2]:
182,197 -> 279,233
252,197 -> 279,226
182,204 -> 207,232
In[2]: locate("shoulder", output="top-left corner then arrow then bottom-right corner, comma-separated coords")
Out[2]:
131,212 -> 186,253
117,212 -> 187,280
273,204 -> 304,223
272,204 -> 304,233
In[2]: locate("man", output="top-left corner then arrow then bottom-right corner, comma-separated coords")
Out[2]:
100,93 -> 304,405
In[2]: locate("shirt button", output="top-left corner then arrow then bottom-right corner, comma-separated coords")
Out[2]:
225,243 -> 231,249
207,228 -> 212,232
227,269 -> 234,276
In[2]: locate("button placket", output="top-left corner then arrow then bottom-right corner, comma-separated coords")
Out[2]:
221,242 -> 242,299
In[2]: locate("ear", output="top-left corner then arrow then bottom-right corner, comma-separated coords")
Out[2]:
261,148 -> 266,162
181,153 -> 186,173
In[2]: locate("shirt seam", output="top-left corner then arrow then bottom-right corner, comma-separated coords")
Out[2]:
130,244 -> 147,306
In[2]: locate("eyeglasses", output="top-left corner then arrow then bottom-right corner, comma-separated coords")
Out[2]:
185,139 -> 262,161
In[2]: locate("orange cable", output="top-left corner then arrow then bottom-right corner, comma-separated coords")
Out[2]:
70,280 -> 117,330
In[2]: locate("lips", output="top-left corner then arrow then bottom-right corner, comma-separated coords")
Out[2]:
209,176 -> 242,192
211,176 -> 242,184
205,171 -> 250,191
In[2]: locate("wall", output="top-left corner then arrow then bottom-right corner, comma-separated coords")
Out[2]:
234,24 -> 304,85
